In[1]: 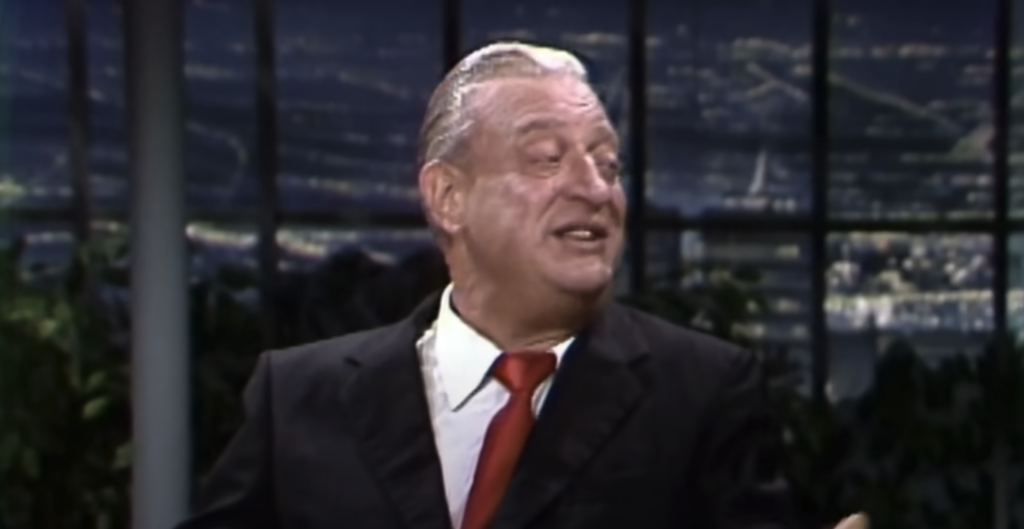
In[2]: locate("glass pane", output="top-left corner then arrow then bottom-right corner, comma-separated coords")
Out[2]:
0,1 -> 71,211
829,0 -> 995,220
184,0 -> 259,211
647,0 -> 813,218
187,222 -> 259,273
826,232 -> 992,399
275,1 -> 441,214
642,231 -> 813,391
186,222 -> 260,311
1011,0 -> 1024,217
0,221 -> 127,273
2,222 -> 262,285
0,223 -> 76,272
462,0 -> 628,98
87,0 -> 128,210
1007,233 -> 1024,336
461,0 -> 631,185
276,227 -> 436,270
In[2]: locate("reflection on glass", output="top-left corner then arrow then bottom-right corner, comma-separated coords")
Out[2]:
647,231 -> 812,388
276,227 -> 434,270
185,222 -> 261,306
0,224 -> 76,270
87,0 -> 128,210
186,222 -> 258,271
1005,234 -> 1024,335
0,221 -> 126,272
826,232 -> 991,398
184,0 -> 259,212
826,232 -> 993,334
829,0 -> 995,220
274,0 -> 440,214
0,1 -> 71,210
647,0 -> 812,217
461,0 -> 630,184
1,222 -> 265,280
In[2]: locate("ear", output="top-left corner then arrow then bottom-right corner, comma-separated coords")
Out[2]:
418,160 -> 470,236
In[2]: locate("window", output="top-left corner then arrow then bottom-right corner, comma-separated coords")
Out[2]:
184,0 -> 259,214
647,230 -> 813,390
86,0 -> 127,212
647,0 -> 813,218
0,1 -> 71,211
17,0 -> 1018,403
274,0 -> 441,215
826,232 -> 992,399
829,0 -> 996,220
276,227 -> 435,270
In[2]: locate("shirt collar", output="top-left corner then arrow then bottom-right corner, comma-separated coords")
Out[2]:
433,283 -> 573,411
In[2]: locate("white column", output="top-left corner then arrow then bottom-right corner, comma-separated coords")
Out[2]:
124,0 -> 190,526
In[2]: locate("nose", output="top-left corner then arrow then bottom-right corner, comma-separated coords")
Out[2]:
564,153 -> 614,206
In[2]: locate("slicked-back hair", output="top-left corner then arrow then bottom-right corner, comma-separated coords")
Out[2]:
416,41 -> 590,170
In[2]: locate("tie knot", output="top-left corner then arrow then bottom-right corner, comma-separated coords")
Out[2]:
491,351 -> 556,394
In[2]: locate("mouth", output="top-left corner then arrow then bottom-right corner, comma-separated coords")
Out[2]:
553,222 -> 610,243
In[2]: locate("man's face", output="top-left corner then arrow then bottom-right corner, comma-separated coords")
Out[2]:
454,75 -> 626,296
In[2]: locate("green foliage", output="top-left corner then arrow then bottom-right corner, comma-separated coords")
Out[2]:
621,264 -> 768,345
0,237 -> 261,528
781,342 -> 1023,529
2,242 -> 1021,529
0,238 -> 131,529
624,265 -> 1024,529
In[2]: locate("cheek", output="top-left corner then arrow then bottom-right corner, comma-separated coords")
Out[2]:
612,188 -> 628,218
467,184 -> 531,234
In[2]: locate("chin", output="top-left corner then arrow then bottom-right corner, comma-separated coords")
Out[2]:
549,268 -> 615,297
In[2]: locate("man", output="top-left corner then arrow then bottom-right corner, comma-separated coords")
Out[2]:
178,42 -> 867,529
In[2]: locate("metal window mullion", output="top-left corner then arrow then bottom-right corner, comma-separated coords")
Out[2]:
990,0 -> 1013,527
442,0 -> 461,72
809,0 -> 832,407
66,0 -> 92,242
627,0 -> 648,294
254,0 -> 281,349
993,0 -> 1011,345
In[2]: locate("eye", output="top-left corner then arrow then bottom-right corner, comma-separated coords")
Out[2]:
596,157 -> 621,180
524,141 -> 565,169
540,153 -> 563,165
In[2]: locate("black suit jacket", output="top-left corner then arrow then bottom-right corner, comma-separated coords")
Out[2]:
178,294 -> 797,529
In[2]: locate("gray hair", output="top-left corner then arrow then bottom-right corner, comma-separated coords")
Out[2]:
416,41 -> 590,169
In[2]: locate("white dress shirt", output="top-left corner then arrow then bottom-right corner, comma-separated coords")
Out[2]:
416,283 -> 574,529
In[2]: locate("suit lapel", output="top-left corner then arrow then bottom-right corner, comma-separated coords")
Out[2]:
340,293 -> 453,529
493,303 -> 651,529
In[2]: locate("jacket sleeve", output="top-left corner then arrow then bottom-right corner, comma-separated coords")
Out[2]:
693,349 -> 798,529
176,353 -> 278,529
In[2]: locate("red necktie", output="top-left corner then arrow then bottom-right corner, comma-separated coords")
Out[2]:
460,351 -> 557,529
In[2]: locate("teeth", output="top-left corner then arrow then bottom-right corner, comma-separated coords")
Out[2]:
564,229 -> 595,240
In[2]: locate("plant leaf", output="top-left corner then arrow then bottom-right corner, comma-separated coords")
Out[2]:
82,397 -> 111,421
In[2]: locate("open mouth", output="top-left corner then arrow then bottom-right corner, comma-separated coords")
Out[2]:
553,223 -> 610,242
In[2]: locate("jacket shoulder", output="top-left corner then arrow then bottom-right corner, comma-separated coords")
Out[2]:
613,303 -> 756,381
261,322 -> 406,386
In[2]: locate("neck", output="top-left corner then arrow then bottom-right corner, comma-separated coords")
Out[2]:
448,277 -> 605,351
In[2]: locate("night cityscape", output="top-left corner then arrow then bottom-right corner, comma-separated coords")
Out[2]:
2,0 -> 1021,399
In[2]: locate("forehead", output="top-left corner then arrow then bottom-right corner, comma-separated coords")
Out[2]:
469,76 -> 612,134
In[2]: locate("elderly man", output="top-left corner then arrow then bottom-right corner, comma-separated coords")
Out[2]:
178,42 -> 866,529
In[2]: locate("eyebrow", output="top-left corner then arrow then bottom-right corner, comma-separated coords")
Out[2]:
589,126 -> 620,149
512,117 -> 620,148
512,117 -> 568,136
